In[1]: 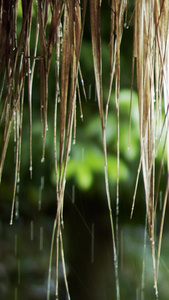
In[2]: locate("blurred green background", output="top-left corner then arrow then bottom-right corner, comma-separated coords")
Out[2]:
0,2 -> 169,300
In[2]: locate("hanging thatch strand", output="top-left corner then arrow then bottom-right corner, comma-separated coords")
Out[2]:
0,0 -> 169,298
132,0 -> 169,296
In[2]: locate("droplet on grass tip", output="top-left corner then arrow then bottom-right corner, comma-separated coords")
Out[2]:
17,173 -> 20,183
41,157 -> 45,163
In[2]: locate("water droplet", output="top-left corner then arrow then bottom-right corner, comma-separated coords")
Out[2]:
19,53 -> 23,71
73,138 -> 76,145
39,187 -> 42,211
127,146 -> 130,151
15,196 -> 19,219
116,197 -> 119,216
29,166 -> 33,172
41,176 -> 45,189
16,184 -> 20,194
40,226 -> 43,250
41,157 -> 45,163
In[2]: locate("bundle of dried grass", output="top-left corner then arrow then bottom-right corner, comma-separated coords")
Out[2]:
0,0 -> 169,299
133,1 -> 169,297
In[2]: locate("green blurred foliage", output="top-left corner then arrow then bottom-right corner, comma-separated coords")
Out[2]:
58,89 -> 139,191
